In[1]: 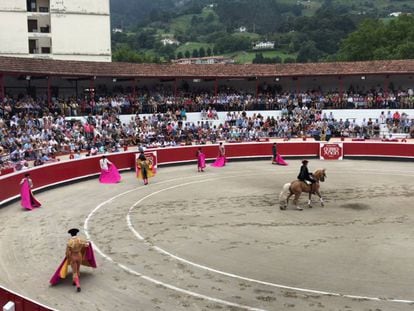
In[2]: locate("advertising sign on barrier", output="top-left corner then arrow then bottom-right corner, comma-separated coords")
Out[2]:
320,143 -> 343,160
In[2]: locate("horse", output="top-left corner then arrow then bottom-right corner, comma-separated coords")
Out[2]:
279,169 -> 327,211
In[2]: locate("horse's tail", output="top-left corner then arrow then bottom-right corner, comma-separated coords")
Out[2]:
279,182 -> 291,204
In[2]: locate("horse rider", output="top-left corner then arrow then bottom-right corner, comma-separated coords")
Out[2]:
297,160 -> 316,192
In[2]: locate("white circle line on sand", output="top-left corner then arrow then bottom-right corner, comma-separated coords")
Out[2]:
125,171 -> 414,305
84,174 -> 268,311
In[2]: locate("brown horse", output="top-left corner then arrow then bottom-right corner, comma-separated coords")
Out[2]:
279,169 -> 327,211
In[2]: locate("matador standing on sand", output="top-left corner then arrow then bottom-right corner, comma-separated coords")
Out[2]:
66,228 -> 90,292
49,228 -> 97,291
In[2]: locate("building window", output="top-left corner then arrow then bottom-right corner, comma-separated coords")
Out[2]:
40,25 -> 50,33
41,47 -> 51,54
27,0 -> 36,12
29,39 -> 37,54
28,20 -> 38,32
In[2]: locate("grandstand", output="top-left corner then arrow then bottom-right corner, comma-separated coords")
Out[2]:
0,56 -> 413,173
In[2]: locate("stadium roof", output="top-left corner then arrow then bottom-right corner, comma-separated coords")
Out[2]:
0,57 -> 413,78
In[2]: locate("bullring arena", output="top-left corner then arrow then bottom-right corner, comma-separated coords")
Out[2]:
1,56 -> 414,311
1,142 -> 414,311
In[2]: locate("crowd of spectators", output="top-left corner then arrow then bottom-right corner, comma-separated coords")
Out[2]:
1,85 -> 414,117
0,86 -> 413,174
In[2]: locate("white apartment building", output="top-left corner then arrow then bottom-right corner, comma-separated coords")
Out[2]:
0,0 -> 111,62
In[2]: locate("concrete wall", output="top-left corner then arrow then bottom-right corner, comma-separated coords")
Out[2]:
51,13 -> 111,61
0,0 -> 111,62
50,0 -> 109,15
0,12 -> 28,55
68,109 -> 414,127
52,54 -> 111,62
0,0 -> 26,11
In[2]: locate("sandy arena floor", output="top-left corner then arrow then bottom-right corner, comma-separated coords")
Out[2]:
1,159 -> 414,311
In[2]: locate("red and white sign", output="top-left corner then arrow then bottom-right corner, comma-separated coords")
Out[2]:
320,143 -> 343,160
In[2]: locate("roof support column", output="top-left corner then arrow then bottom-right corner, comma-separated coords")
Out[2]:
174,78 -> 178,101
384,75 -> 389,98
75,80 -> 78,99
214,78 -> 218,98
90,77 -> 95,114
255,78 -> 259,99
296,77 -> 300,98
132,78 -> 137,98
0,73 -> 4,101
338,76 -> 343,109
47,76 -> 52,108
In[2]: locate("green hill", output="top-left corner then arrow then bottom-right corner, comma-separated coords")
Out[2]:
110,0 -> 414,64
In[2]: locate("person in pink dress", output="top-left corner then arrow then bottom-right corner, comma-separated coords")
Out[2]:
20,173 -> 41,210
271,143 -> 288,165
196,147 -> 206,172
99,155 -> 121,184
211,142 -> 226,167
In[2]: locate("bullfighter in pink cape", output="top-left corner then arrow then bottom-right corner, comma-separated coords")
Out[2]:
99,155 -> 121,183
272,143 -> 288,166
50,228 -> 97,292
20,173 -> 41,210
196,147 -> 206,172
211,142 -> 226,167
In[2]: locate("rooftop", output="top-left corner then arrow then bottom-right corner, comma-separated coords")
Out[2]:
0,57 -> 414,78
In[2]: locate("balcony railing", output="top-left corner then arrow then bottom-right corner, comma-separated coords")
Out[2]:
29,48 -> 51,54
28,27 -> 51,34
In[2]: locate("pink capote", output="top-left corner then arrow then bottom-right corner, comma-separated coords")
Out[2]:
211,156 -> 226,167
197,153 -> 206,169
275,153 -> 288,166
20,179 -> 41,210
49,242 -> 97,286
99,163 -> 121,184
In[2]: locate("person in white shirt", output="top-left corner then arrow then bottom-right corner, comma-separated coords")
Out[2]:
99,155 -> 111,171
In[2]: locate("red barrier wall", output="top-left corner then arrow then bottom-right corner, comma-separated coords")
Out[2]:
0,142 -> 320,205
1,141 -> 413,205
343,142 -> 414,158
0,286 -> 54,311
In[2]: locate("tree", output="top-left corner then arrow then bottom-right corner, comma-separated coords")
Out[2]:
133,29 -> 156,50
253,53 -> 264,64
177,51 -> 184,59
337,19 -> 385,61
284,57 -> 296,63
215,34 -> 250,53
112,46 -> 150,63
199,47 -> 206,58
297,41 -> 323,63
159,44 -> 176,60
395,42 -> 414,59
184,50 -> 191,58
192,49 -> 199,58
337,15 -> 414,61
207,47 -> 212,56
205,12 -> 216,23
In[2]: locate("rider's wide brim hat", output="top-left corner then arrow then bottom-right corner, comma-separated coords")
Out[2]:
302,160 -> 309,164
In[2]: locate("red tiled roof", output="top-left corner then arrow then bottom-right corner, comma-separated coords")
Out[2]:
0,56 -> 413,78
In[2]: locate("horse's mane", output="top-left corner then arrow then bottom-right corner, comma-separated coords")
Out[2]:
313,168 -> 327,179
